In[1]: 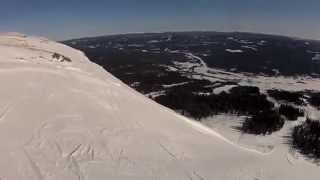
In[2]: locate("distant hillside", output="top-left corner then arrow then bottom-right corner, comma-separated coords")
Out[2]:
64,31 -> 320,76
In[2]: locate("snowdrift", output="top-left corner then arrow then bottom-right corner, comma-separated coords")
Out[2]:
0,33 -> 318,180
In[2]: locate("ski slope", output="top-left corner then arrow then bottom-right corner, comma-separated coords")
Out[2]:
0,33 -> 319,180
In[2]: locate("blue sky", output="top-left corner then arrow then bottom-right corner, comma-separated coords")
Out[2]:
1,0 -> 320,40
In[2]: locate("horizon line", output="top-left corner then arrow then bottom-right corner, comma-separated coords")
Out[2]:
60,30 -> 320,42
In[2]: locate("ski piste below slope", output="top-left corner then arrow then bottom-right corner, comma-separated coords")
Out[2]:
0,33 -> 318,180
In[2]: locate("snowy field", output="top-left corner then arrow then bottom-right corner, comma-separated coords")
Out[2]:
167,52 -> 320,157
172,52 -> 320,93
0,33 -> 319,179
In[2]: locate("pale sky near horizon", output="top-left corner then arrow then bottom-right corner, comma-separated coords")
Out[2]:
1,0 -> 319,40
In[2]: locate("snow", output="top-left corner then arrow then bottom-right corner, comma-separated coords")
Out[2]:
272,68 -> 280,75
312,54 -> 320,61
147,40 -> 160,44
258,40 -> 267,46
145,90 -> 166,98
241,45 -> 258,51
307,50 -> 320,61
141,49 -> 148,53
166,66 -> 179,71
159,64 -> 179,72
201,113 -> 311,163
173,60 -> 198,69
127,44 -> 144,47
201,114 -> 276,154
225,49 -> 243,53
213,85 -> 238,94
162,82 -> 190,88
239,40 -> 254,44
130,82 -> 141,87
0,33 -> 319,180
172,52 -> 320,93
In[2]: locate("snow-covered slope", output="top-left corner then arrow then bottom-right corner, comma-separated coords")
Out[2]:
0,33 -> 319,180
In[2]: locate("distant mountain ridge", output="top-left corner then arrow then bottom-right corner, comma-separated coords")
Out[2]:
64,31 -> 320,42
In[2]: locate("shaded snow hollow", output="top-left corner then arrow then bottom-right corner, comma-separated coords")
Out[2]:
0,33 -> 319,180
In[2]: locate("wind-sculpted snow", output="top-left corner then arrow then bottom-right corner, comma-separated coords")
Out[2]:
0,33 -> 319,180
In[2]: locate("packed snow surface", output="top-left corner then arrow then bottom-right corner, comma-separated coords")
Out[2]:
0,33 -> 319,180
